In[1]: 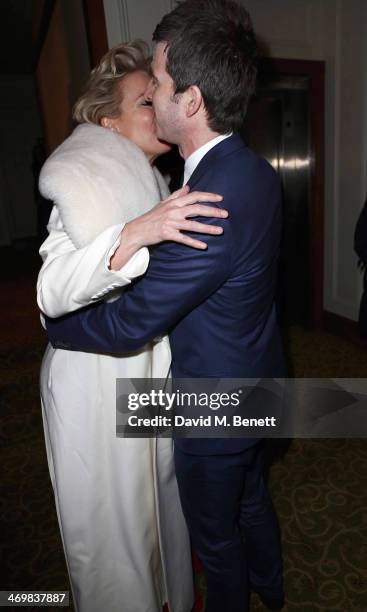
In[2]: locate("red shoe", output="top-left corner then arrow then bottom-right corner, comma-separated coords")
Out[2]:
163,548 -> 203,612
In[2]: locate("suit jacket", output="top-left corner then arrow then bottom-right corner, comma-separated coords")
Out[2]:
46,133 -> 286,454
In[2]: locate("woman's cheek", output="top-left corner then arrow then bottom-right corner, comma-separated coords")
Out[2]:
146,117 -> 157,139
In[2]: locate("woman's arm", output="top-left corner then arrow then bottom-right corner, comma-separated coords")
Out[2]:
37,207 -> 149,318
110,186 -> 227,270
38,188 -> 227,317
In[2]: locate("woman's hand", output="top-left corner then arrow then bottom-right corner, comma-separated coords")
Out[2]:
110,186 -> 228,271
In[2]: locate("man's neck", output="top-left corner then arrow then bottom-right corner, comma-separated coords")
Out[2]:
178,129 -> 222,160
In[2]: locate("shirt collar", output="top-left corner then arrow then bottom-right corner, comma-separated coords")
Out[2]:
183,133 -> 233,185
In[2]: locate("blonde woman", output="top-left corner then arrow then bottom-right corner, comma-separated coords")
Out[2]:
37,41 -> 226,612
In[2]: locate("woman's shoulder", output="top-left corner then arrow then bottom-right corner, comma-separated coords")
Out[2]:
38,124 -> 162,249
152,167 -> 170,199
42,123 -> 147,174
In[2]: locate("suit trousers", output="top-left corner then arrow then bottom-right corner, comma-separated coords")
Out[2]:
174,441 -> 283,612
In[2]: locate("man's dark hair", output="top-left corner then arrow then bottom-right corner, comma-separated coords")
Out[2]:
153,0 -> 258,133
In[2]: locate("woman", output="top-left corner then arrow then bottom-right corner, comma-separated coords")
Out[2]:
37,42 -> 226,612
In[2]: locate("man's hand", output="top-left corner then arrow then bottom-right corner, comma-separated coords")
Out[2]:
110,186 -> 228,270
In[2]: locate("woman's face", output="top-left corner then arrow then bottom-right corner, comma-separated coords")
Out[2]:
102,70 -> 171,161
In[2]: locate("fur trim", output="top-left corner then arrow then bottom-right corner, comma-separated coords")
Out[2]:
39,123 -> 169,248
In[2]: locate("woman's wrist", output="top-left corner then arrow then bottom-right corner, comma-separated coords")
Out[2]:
109,220 -> 145,271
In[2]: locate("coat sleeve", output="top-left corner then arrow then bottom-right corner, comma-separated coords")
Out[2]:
45,213 -> 231,354
354,200 -> 367,264
37,206 -> 150,317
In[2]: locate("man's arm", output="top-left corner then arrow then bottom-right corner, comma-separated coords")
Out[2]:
46,213 -> 231,354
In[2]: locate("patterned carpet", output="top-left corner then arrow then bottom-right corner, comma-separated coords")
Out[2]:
1,266 -> 367,611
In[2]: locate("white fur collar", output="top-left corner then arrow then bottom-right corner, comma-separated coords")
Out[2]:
39,123 -> 169,248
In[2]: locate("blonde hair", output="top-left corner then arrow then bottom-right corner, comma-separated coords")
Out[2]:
73,41 -> 150,125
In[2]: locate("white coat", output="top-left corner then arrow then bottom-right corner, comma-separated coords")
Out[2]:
37,124 -> 193,612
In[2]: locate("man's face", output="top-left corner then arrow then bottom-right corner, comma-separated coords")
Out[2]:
145,42 -> 184,144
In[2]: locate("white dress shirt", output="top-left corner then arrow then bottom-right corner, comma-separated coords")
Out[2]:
183,133 -> 233,185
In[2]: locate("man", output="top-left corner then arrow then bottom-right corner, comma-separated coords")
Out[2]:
46,1 -> 286,610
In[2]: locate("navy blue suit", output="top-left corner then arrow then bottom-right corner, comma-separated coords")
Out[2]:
46,134 -> 285,610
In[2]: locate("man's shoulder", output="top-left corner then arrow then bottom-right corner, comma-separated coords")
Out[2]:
223,137 -> 276,176
195,139 -> 278,196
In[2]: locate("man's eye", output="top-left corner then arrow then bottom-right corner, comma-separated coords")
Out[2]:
141,100 -> 152,107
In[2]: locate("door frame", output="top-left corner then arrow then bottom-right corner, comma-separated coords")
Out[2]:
83,0 -> 109,66
259,57 -> 325,329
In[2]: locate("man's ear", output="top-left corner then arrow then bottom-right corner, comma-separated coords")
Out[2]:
185,85 -> 203,118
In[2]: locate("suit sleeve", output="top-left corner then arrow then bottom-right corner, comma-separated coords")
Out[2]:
37,206 -> 150,317
46,213 -> 231,354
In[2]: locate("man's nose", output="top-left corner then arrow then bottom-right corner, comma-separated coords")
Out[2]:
144,78 -> 154,102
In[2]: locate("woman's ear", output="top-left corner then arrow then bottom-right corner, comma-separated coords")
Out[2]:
100,117 -> 120,133
185,85 -> 203,118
